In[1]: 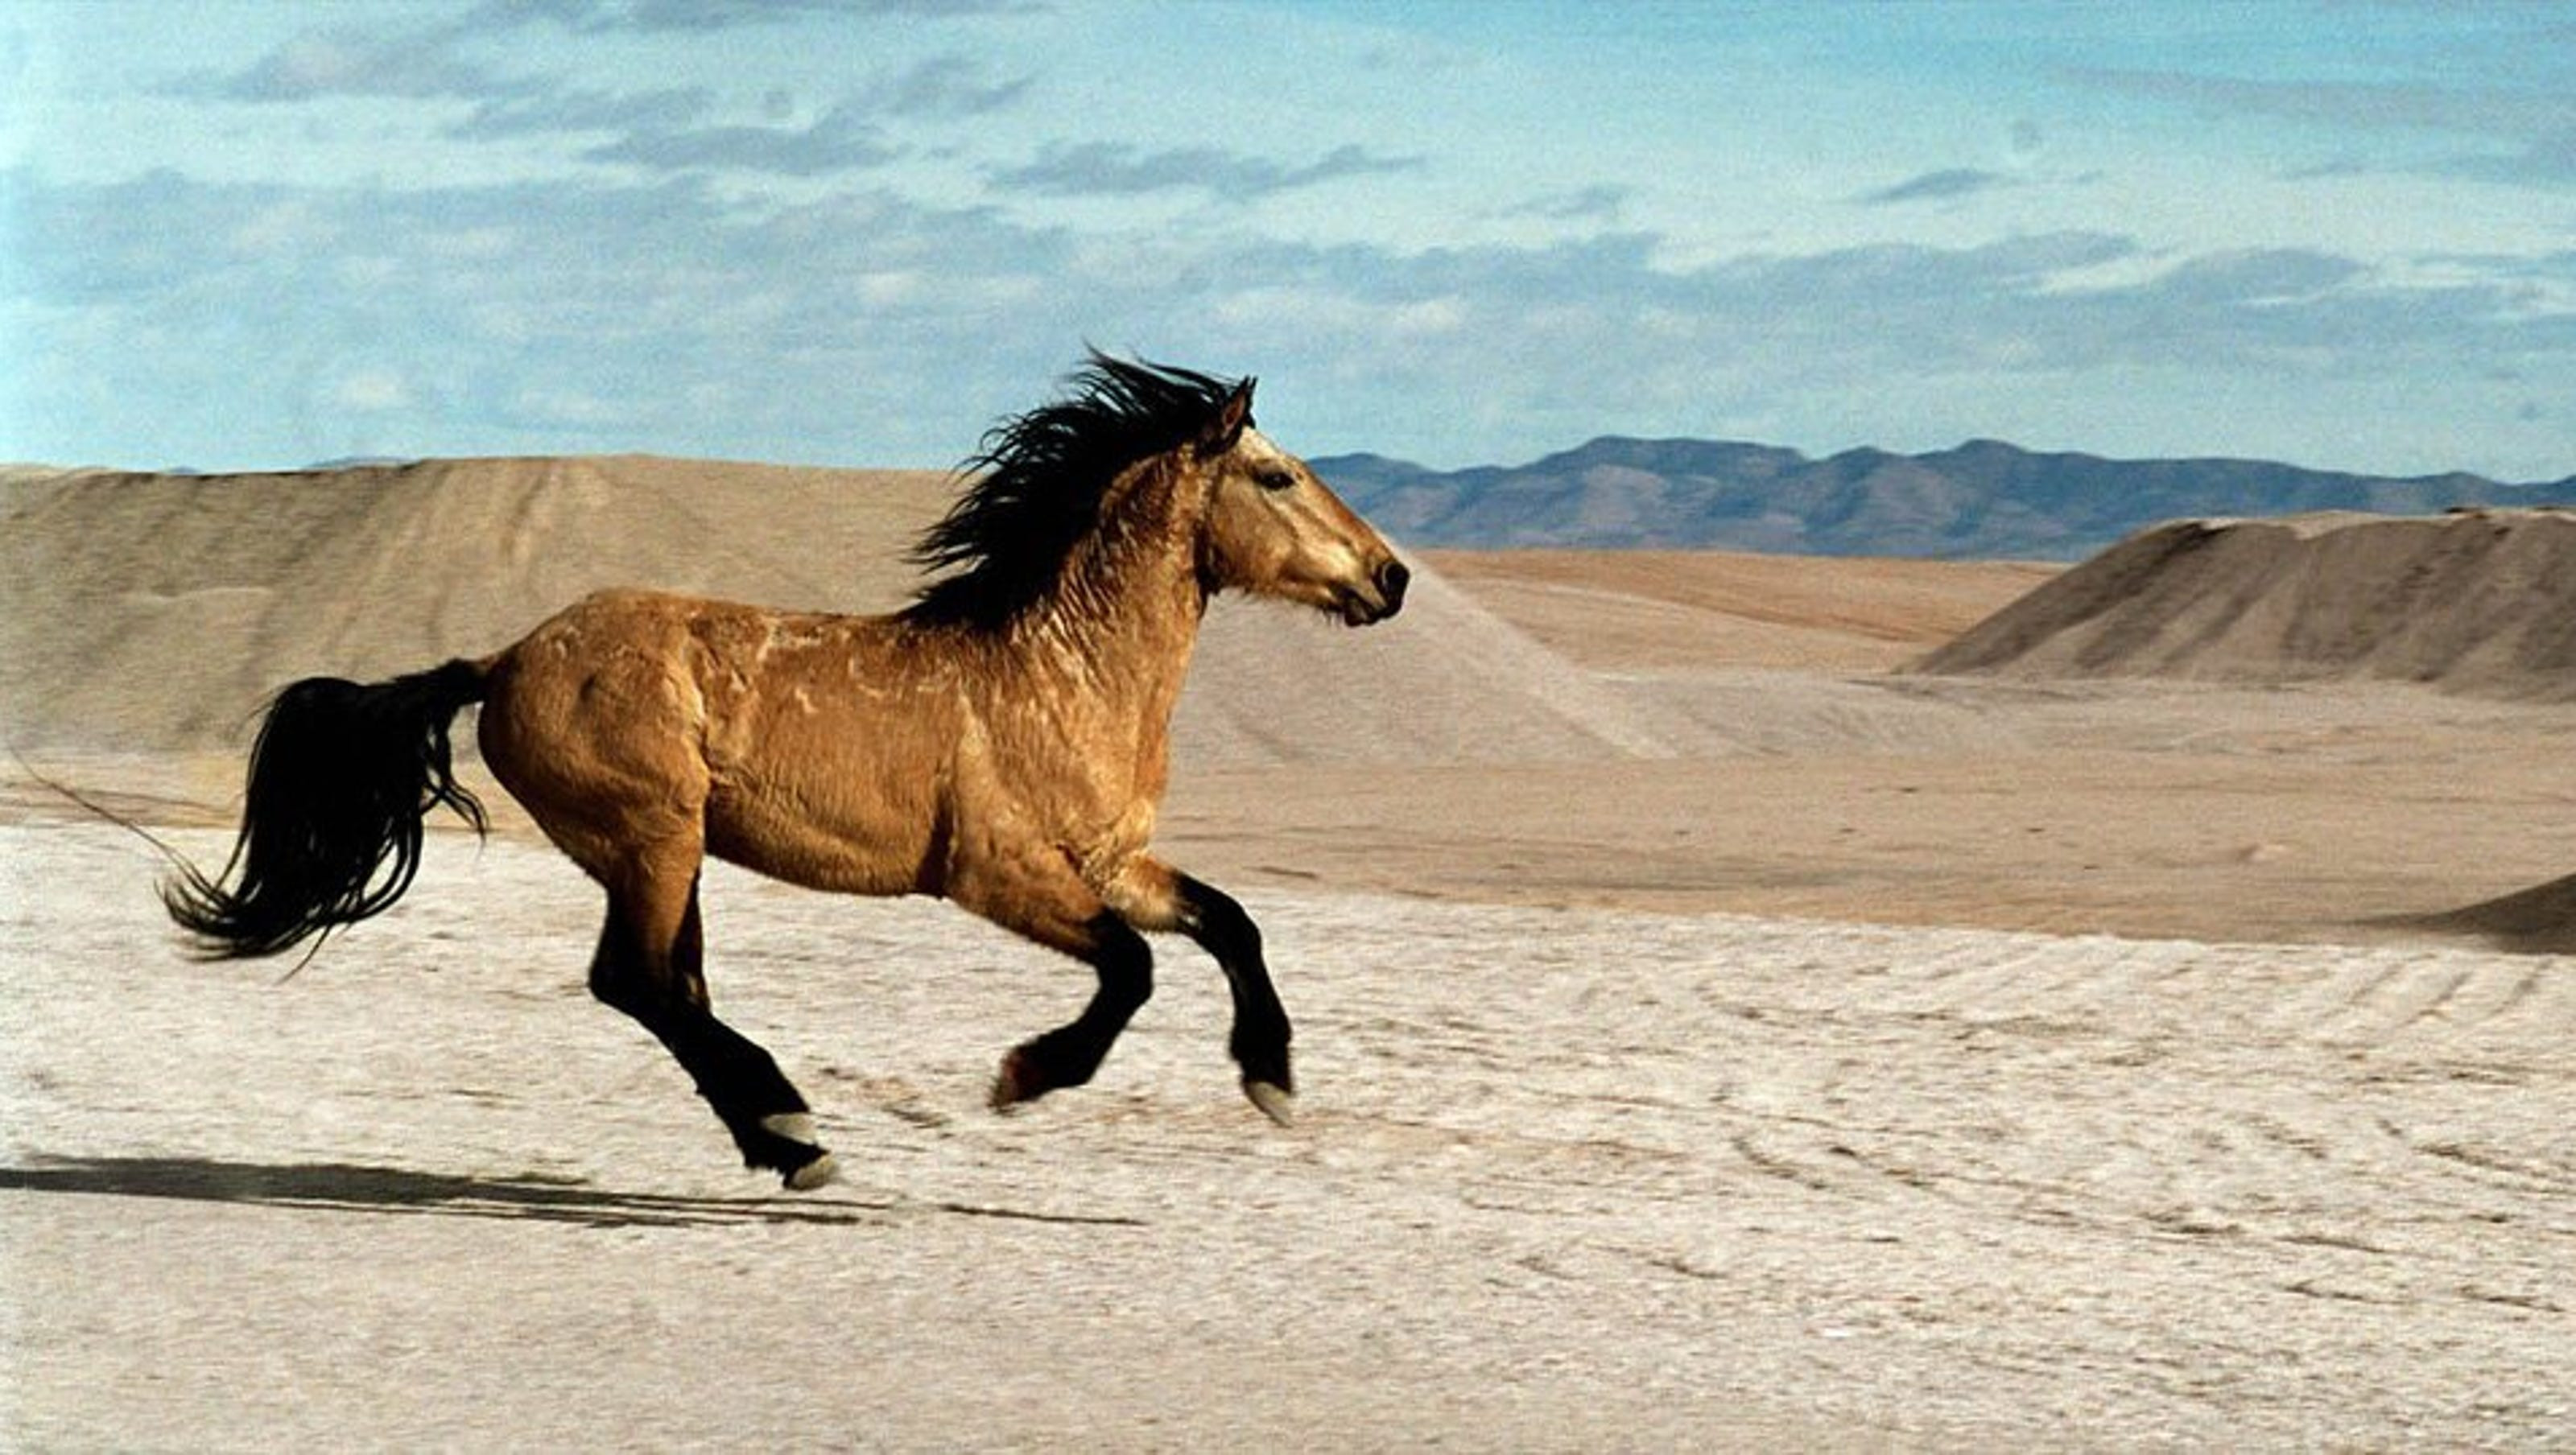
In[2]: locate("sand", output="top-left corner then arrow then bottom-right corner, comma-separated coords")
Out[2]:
6,827 -> 2569,1449
1421,547 -> 2061,673
4,459 -> 2573,1449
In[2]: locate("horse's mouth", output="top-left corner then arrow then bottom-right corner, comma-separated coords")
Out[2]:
1332,559 -> 1410,626
1334,589 -> 1401,627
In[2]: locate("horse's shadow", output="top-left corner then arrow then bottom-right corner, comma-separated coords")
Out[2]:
0,1154 -> 894,1230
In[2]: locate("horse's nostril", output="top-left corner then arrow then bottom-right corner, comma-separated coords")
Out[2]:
1376,559 -> 1411,604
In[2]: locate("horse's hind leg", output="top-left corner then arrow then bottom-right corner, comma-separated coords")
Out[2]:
588,856 -> 836,1190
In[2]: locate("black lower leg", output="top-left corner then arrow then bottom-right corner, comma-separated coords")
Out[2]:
591,900 -> 829,1186
1176,876 -> 1292,1094
994,912 -> 1154,1107
654,1013 -> 831,1180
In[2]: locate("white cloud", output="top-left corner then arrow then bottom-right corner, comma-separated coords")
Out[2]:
990,142 -> 1424,202
332,368 -> 414,413
580,102 -> 900,176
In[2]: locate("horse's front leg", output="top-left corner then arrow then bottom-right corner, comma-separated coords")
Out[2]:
953,857 -> 1157,1111
1111,859 -> 1295,1126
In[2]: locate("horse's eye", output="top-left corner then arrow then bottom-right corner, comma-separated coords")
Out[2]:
1256,468 -> 1297,493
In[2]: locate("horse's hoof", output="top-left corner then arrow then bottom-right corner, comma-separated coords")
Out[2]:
1244,1079 -> 1295,1127
989,1048 -> 1039,1112
782,1148 -> 839,1192
756,1112 -> 835,1191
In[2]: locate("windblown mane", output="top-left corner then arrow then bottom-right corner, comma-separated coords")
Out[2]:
902,352 -> 1248,630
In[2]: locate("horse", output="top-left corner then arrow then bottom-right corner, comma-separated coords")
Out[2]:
162,354 -> 1410,1190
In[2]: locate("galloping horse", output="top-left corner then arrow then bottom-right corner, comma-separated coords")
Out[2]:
164,355 -> 1410,1189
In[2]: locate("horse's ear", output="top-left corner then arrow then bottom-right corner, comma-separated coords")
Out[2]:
1195,378 -> 1255,459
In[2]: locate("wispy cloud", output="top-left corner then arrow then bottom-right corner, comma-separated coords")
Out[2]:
189,27 -> 527,105
992,142 -> 1425,201
1500,184 -> 1630,222
876,56 -> 1031,118
2077,66 -> 2566,138
2074,65 -> 2576,183
2140,249 -> 2363,307
505,57 -> 1026,171
2455,126 -> 2576,186
448,84 -> 714,140
479,0 -> 1027,32
186,19 -> 1022,182
580,103 -> 900,175
1859,167 -> 2011,206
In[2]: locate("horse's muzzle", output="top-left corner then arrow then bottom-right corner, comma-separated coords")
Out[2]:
1338,558 -> 1410,626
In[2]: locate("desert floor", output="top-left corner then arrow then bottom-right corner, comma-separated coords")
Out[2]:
5,547 -> 2573,1449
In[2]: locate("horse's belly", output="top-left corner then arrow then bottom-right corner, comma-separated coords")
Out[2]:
704,768 -> 939,896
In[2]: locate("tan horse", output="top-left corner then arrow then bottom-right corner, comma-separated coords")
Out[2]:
164,356 -> 1410,1189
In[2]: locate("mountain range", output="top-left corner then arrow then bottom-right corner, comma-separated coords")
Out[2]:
1311,438 -> 2574,559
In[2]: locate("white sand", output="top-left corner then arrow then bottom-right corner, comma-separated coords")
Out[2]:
6,826 -> 2570,1449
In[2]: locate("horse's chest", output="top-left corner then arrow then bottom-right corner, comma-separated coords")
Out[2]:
953,714 -> 1160,880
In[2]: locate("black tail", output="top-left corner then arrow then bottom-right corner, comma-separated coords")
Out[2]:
166,659 -> 490,959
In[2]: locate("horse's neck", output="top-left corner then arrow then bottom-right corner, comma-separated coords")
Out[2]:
1005,456 -> 1209,722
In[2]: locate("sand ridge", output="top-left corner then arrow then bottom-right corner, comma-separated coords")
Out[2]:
1916,508 -> 2576,699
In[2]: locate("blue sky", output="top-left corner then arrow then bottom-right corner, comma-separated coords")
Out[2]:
3,2 -> 2571,480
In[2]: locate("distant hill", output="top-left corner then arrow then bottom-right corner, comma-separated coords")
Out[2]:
1312,439 -> 2574,559
1913,508 -> 2576,702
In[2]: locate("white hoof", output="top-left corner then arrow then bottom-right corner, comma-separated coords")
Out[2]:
1245,1080 -> 1295,1127
760,1112 -> 835,1191
783,1151 -> 840,1192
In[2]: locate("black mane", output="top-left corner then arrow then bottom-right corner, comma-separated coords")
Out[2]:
902,352 -> 1248,629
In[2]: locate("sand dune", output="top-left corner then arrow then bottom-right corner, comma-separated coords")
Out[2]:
1,456 -> 944,749
1916,509 -> 2576,700
2,455 -> 1665,765
2390,872 -> 2576,954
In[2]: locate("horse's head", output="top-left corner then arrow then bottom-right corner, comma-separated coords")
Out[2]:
1191,381 -> 1410,626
